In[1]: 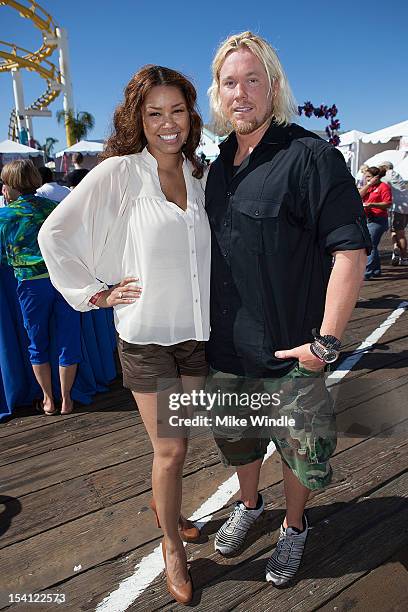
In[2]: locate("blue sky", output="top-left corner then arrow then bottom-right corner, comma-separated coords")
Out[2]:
1,0 -> 407,150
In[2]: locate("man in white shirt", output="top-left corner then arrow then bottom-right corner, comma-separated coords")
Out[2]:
380,161 -> 408,265
36,167 -> 71,203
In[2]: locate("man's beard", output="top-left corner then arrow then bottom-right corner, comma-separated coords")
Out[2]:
230,110 -> 272,135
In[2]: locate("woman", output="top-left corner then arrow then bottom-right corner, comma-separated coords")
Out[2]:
39,65 -> 211,604
358,166 -> 392,279
0,159 -> 81,415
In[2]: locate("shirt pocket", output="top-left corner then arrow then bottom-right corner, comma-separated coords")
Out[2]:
233,198 -> 282,254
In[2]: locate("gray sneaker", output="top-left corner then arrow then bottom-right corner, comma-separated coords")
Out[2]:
391,249 -> 400,266
399,257 -> 408,266
265,514 -> 309,586
214,495 -> 264,555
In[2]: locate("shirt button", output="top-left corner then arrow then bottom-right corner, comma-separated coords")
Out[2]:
192,250 -> 195,254
222,308 -> 228,315
223,281 -> 228,286
193,274 -> 197,278
226,191 -> 232,197
189,225 -> 193,229
223,250 -> 228,257
254,210 -> 260,216
195,299 -> 198,303
223,220 -> 228,226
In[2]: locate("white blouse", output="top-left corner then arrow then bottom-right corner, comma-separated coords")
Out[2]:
38,148 -> 211,345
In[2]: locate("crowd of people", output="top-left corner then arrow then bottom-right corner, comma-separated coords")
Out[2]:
0,29 -> 404,606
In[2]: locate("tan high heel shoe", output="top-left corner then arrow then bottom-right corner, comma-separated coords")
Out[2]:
150,499 -> 200,542
161,539 -> 193,604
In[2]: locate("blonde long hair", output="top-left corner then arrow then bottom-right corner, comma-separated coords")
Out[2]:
208,31 -> 298,135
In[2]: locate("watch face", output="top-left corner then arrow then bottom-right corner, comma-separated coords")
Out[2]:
324,350 -> 339,363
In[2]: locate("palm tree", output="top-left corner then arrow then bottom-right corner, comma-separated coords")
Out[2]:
56,109 -> 95,143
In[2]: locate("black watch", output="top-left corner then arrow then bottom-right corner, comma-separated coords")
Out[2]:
310,342 -> 339,364
310,328 -> 341,364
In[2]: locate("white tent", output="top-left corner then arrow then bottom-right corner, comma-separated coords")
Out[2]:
337,130 -> 367,176
55,140 -> 104,172
196,128 -> 224,162
339,130 -> 366,146
0,139 -> 44,157
395,157 -> 408,181
55,140 -> 104,157
363,149 -> 407,168
361,120 -> 408,144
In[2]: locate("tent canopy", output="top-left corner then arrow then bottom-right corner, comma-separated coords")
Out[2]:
361,120 -> 408,144
0,139 -> 44,156
363,150 -> 407,168
395,157 -> 408,181
339,130 -> 366,146
55,140 -> 104,157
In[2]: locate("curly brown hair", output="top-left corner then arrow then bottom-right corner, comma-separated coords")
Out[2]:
366,166 -> 387,179
101,65 -> 204,178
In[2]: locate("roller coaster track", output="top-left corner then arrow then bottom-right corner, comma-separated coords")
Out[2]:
0,0 -> 62,141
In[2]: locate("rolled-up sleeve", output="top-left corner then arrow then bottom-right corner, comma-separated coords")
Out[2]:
308,147 -> 372,255
38,156 -> 130,311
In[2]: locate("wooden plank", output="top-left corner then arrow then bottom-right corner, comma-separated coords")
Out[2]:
317,546 -> 408,612
134,438 -> 408,610
1,357 -> 406,547
0,380 -> 128,438
227,474 -> 408,612
0,425 -> 148,498
0,433 -> 221,550
0,459 -> 237,598
12,426 -> 406,611
1,374 -> 406,551
0,474 -> 105,550
0,409 -> 140,467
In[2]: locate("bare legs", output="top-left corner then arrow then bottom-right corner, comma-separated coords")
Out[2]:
236,459 -> 262,508
282,460 -> 310,530
392,229 -> 407,258
32,362 -> 78,415
32,363 -> 55,414
59,364 -> 77,414
132,375 -> 206,587
236,457 -> 310,530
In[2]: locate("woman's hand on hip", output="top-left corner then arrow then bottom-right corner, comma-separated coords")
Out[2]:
95,277 -> 142,308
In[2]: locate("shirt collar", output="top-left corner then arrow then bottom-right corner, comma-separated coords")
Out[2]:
141,146 -> 187,169
219,121 -> 294,158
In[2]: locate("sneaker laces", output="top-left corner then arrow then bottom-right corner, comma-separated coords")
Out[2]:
276,529 -> 303,564
225,503 -> 253,533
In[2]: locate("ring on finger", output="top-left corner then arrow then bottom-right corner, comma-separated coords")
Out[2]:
118,291 -> 123,299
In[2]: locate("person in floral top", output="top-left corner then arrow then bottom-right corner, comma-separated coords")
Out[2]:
0,159 -> 81,415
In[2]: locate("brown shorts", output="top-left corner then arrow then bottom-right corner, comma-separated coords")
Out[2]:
391,212 -> 408,232
117,338 -> 209,393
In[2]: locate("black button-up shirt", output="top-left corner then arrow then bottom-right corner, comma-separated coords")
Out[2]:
205,122 -> 371,378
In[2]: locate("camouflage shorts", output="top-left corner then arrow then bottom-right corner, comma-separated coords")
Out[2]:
206,364 -> 337,490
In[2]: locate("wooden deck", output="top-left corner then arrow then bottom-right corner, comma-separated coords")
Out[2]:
1,254 -> 407,612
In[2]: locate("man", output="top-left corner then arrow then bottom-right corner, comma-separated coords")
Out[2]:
65,152 -> 89,188
205,31 -> 371,586
379,161 -> 408,266
36,167 -> 71,203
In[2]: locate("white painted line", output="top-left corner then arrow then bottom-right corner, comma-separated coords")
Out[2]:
95,542 -> 163,612
191,440 -> 276,530
327,300 -> 408,386
95,441 -> 275,612
96,300 -> 407,611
